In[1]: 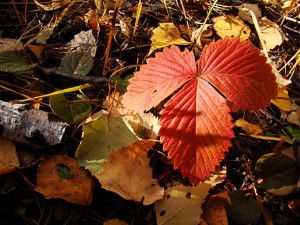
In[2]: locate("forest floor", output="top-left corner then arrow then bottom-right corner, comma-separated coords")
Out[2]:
0,0 -> 300,225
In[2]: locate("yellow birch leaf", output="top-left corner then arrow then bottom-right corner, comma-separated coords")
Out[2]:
149,23 -> 191,55
235,118 -> 263,135
213,15 -> 250,41
98,140 -> 164,205
271,86 -> 291,111
259,17 -> 285,50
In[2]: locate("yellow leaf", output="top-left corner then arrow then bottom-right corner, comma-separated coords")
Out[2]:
235,118 -> 263,135
259,17 -> 285,50
271,86 -> 291,111
98,140 -> 164,205
35,155 -> 94,205
149,23 -> 191,55
213,15 -> 250,41
0,137 -> 20,174
282,0 -> 297,11
296,54 -> 300,66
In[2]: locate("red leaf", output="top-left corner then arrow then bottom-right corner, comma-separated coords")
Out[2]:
159,78 -> 234,183
123,46 -> 196,113
199,38 -> 278,111
123,38 -> 278,183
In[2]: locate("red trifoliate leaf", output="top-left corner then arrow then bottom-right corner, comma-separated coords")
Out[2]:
199,38 -> 278,111
159,78 -> 234,183
122,46 -> 196,113
124,38 -> 278,184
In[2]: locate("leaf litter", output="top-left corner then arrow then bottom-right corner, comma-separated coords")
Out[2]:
0,0 -> 300,225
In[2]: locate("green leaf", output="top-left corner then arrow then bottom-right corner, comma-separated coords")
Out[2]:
59,52 -> 94,76
56,163 -> 75,179
75,112 -> 139,175
283,125 -> 300,142
226,190 -> 261,224
111,74 -> 134,94
254,153 -> 300,195
0,51 -> 37,72
50,93 -> 92,125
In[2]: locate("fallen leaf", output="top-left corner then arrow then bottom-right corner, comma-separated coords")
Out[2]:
27,45 -> 44,61
287,103 -> 300,125
149,23 -> 191,55
75,111 -> 139,175
236,3 -> 261,24
0,51 -> 37,73
0,137 -> 20,174
191,25 -> 212,47
35,155 -> 94,205
226,190 -> 261,224
213,15 -> 250,41
271,86 -> 291,111
235,118 -> 263,135
98,140 -> 164,205
201,191 -> 230,225
67,30 -> 98,57
124,39 -> 278,183
259,17 -> 285,50
155,170 -> 226,225
282,0 -> 297,11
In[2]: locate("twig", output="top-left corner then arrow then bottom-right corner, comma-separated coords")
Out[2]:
36,66 -> 110,84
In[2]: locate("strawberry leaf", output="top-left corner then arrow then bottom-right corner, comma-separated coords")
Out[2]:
199,38 -> 278,111
122,45 -> 196,113
159,78 -> 234,183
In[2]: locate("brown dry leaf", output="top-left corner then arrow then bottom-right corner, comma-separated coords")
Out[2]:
103,219 -> 128,225
235,118 -> 263,135
35,155 -> 94,205
149,23 -> 191,55
213,15 -> 250,41
271,86 -> 291,111
98,140 -> 164,205
0,137 -> 20,174
201,191 -> 230,225
259,17 -> 285,50
27,45 -> 44,61
34,0 -> 70,11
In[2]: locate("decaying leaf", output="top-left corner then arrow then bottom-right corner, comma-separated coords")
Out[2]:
0,137 -> 20,174
201,191 -> 230,225
124,38 -> 278,183
259,17 -> 285,50
287,103 -> 300,125
236,3 -> 261,24
155,169 -> 226,225
235,119 -> 263,135
213,15 -> 250,41
67,30 -> 98,57
35,155 -> 94,205
98,140 -> 164,205
149,23 -> 191,55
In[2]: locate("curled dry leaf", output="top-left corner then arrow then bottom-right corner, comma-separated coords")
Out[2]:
213,15 -> 250,41
35,155 -> 94,205
0,137 -> 20,174
236,3 -> 261,24
271,86 -> 291,111
235,119 -> 263,135
98,140 -> 164,205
